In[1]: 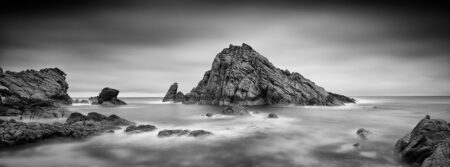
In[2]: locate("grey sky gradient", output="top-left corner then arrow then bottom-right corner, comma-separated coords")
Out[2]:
1,1 -> 449,97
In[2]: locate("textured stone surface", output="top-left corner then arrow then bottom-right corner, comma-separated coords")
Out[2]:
157,129 -> 213,137
0,68 -> 72,118
0,112 -> 134,146
125,124 -> 157,133
179,43 -> 354,106
395,115 -> 450,167
90,87 -> 126,105
162,83 -> 185,102
221,105 -> 250,116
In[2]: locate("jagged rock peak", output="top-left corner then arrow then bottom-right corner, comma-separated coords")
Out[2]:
182,43 -> 355,106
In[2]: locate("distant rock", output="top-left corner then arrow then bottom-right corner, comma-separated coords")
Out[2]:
221,105 -> 250,116
162,83 -> 185,102
90,87 -> 126,105
356,128 -> 370,139
267,113 -> 278,118
205,113 -> 214,117
0,112 -> 134,146
157,129 -> 213,137
394,115 -> 450,167
73,99 -> 90,104
125,124 -> 157,133
0,68 -> 73,118
176,43 -> 354,106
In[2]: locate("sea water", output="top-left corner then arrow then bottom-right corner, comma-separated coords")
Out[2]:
0,96 -> 449,167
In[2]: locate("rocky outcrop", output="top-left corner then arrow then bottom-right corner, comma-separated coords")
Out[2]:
162,83 -> 185,102
394,115 -> 450,167
157,129 -> 213,137
125,124 -> 157,133
0,68 -> 72,118
90,87 -> 126,105
176,43 -> 354,106
267,113 -> 278,118
0,112 -> 134,146
221,105 -> 250,116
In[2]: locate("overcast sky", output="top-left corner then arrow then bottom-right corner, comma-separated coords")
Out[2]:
1,0 -> 449,97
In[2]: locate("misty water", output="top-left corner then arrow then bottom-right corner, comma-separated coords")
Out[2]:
0,96 -> 449,167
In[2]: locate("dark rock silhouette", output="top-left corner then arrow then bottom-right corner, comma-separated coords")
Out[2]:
188,130 -> 213,137
356,128 -> 371,139
267,113 -> 279,118
157,129 -> 213,137
90,87 -> 126,105
162,83 -> 185,102
0,112 -> 134,146
395,115 -> 450,167
167,43 -> 354,106
0,68 -> 72,118
125,125 -> 157,133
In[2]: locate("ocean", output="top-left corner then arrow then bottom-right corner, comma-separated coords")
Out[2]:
1,96 -> 449,167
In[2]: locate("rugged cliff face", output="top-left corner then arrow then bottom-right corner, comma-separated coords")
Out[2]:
0,68 -> 72,117
178,43 -> 354,106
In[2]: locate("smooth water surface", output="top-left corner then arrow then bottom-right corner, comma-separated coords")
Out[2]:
1,96 -> 449,167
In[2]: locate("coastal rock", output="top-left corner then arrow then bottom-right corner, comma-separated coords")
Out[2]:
181,43 -> 355,106
158,129 -> 191,137
125,125 -> 157,133
162,83 -> 185,102
356,128 -> 371,139
394,115 -> 450,167
91,87 -> 126,105
0,112 -> 134,146
221,105 -> 250,116
267,113 -> 279,118
189,130 -> 213,137
0,68 -> 72,118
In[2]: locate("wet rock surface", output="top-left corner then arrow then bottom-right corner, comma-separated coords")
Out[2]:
174,43 -> 354,106
0,112 -> 134,146
395,115 -> 450,167
90,87 -> 126,105
0,68 -> 73,118
221,105 -> 250,116
157,129 -> 213,137
125,125 -> 157,133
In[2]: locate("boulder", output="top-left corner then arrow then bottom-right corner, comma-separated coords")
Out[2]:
267,113 -> 279,118
188,130 -> 213,137
125,124 -> 157,133
91,87 -> 126,105
394,115 -> 450,167
181,43 -> 355,106
356,128 -> 371,139
158,129 -> 191,137
87,112 -> 107,121
221,105 -> 250,116
0,68 -> 73,118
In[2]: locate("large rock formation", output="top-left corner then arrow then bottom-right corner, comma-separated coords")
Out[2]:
90,87 -> 126,105
0,68 -> 72,117
395,115 -> 450,167
169,43 -> 354,106
162,83 -> 185,102
0,112 -> 134,146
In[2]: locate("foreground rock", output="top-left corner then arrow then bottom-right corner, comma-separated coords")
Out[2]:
90,87 -> 126,105
221,105 -> 250,116
267,113 -> 278,118
125,125 -> 157,133
157,129 -> 213,137
162,83 -> 185,103
0,68 -> 72,118
0,112 -> 134,146
170,43 -> 355,106
394,115 -> 450,167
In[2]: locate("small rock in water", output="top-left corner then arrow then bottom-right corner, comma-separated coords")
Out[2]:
267,113 -> 278,118
221,105 -> 250,116
205,113 -> 214,117
356,128 -> 370,139
353,142 -> 360,147
188,130 -> 213,137
125,124 -> 157,133
158,129 -> 191,137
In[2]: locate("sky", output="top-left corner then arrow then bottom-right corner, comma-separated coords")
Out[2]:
1,0 -> 449,97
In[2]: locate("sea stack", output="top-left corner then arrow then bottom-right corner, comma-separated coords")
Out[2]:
165,43 -> 355,106
162,82 -> 185,102
0,68 -> 72,118
90,87 -> 126,105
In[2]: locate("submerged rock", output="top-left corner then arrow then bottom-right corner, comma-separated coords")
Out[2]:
179,43 -> 355,106
91,87 -> 126,105
356,128 -> 371,139
267,113 -> 279,118
125,124 -> 157,133
394,115 -> 450,167
0,112 -> 134,146
0,68 -> 73,118
221,105 -> 250,116
162,83 -> 185,102
188,130 -> 213,137
158,129 -> 191,137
